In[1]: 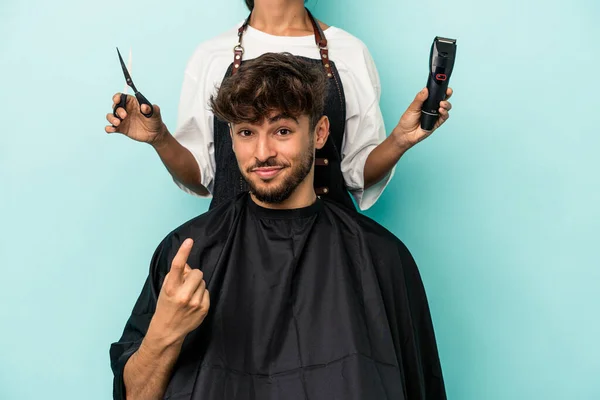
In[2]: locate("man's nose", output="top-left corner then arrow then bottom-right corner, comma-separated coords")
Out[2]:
254,134 -> 277,161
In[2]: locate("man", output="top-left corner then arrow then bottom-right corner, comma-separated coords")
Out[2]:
110,53 -> 446,400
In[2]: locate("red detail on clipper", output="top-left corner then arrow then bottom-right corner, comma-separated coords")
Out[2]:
436,73 -> 447,81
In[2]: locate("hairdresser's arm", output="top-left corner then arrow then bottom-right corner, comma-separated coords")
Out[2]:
151,130 -> 210,196
363,87 -> 453,189
105,94 -> 209,196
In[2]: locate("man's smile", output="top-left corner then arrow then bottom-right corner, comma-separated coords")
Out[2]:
251,166 -> 285,180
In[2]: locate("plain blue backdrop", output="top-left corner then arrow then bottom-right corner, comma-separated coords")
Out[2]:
1,0 -> 599,399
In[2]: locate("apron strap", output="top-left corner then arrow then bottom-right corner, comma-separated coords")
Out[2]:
232,16 -> 250,74
232,8 -> 333,78
305,8 -> 333,78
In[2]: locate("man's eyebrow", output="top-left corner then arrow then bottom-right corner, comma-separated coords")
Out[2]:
268,113 -> 299,124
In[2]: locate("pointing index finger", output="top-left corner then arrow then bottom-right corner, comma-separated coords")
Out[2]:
170,238 -> 194,284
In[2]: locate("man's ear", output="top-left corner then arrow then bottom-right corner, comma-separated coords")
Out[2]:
313,116 -> 330,150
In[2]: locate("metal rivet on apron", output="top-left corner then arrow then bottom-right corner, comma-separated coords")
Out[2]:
325,64 -> 330,68
322,54 -> 328,58
235,55 -> 240,60
324,159 -> 329,165
323,187 -> 329,194
327,73 -> 333,78
235,64 -> 239,68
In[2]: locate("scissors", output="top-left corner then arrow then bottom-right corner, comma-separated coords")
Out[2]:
113,47 -> 153,119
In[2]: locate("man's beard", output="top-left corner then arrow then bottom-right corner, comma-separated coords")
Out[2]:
242,145 -> 314,204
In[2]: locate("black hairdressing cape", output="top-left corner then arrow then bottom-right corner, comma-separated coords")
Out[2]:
110,193 -> 446,399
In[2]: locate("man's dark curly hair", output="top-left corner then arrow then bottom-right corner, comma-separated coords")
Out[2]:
209,52 -> 327,131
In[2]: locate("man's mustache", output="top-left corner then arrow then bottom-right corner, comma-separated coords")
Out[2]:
247,158 -> 289,172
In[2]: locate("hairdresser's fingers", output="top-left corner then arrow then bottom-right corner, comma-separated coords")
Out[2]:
407,88 -> 428,113
434,108 -> 450,130
440,100 -> 452,111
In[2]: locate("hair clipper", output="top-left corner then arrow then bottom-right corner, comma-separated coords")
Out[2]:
420,36 -> 457,131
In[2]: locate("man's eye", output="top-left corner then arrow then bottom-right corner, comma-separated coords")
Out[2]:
238,130 -> 253,137
277,129 -> 291,136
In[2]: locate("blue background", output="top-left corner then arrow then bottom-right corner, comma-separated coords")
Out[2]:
1,0 -> 598,398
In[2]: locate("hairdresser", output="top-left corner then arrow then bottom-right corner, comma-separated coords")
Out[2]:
104,0 -> 453,211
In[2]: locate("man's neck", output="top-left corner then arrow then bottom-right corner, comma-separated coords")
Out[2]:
249,0 -> 312,36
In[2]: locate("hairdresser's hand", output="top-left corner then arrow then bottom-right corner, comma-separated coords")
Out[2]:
392,87 -> 453,148
147,238 -> 210,346
105,93 -> 168,147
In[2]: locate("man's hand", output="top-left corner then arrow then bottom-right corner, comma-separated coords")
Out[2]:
148,238 -> 211,347
105,93 -> 168,147
392,87 -> 453,149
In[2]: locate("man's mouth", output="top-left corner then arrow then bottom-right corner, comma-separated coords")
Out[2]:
251,166 -> 284,179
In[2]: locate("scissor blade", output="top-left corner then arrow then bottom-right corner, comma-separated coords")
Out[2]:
128,48 -> 132,73
123,48 -> 132,94
116,47 -> 134,89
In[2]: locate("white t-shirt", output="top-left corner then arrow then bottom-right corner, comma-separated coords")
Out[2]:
172,21 -> 395,210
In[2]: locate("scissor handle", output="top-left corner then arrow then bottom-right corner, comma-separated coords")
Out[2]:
135,92 -> 154,118
112,92 -> 154,120
112,93 -> 128,119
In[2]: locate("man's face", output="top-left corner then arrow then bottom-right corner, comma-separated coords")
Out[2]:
230,112 -> 326,204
